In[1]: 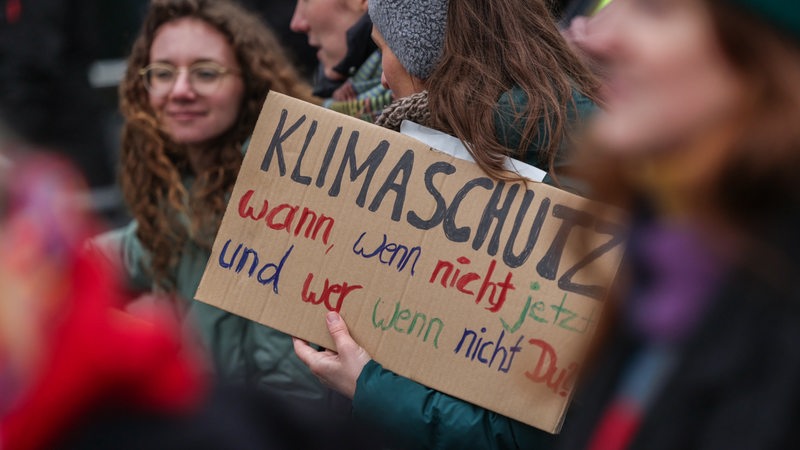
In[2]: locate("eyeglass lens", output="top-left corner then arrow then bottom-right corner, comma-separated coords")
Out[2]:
142,63 -> 230,96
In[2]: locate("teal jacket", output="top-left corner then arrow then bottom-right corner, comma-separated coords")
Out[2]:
350,87 -> 597,450
355,360 -> 558,450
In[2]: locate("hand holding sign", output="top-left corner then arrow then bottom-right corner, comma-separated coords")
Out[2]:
195,93 -> 625,432
292,312 -> 371,399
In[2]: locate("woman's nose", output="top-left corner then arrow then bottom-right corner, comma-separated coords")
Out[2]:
169,70 -> 196,98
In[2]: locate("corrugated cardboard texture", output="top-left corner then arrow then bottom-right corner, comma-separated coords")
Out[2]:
196,92 -> 625,433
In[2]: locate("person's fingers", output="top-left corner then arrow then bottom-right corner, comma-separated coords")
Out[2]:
289,313 -> 372,399
292,337 -> 322,367
325,311 -> 357,353
326,312 -> 371,369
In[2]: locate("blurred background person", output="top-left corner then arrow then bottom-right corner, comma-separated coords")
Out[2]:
90,0 -> 335,409
551,0 -> 611,25
294,0 -> 599,448
290,0 -> 392,122
560,0 -> 622,101
0,135 -> 380,450
549,0 -> 800,448
238,0 -> 318,81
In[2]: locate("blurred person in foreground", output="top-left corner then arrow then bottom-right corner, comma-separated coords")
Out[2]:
290,0 -> 393,122
89,0 -> 334,407
0,146 -> 205,450
550,0 -> 800,448
0,147 -> 378,450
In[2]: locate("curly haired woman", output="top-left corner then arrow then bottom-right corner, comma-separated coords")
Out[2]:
92,0 -> 330,406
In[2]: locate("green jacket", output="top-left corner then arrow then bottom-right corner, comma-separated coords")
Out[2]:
92,197 -> 327,405
350,87 -> 597,450
355,361 -> 558,450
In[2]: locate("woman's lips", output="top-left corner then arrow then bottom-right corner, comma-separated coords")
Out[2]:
167,110 -> 206,121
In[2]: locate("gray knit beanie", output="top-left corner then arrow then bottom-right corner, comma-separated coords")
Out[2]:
368,0 -> 448,80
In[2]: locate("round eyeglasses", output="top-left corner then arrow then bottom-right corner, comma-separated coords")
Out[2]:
139,62 -> 240,97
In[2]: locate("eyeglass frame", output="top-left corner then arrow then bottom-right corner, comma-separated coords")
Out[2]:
138,61 -> 241,97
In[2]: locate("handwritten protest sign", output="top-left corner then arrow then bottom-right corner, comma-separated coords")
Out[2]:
196,92 -> 625,433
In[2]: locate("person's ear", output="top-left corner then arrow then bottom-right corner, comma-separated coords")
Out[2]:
357,0 -> 368,13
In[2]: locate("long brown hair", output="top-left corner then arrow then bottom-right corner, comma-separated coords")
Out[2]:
426,0 -> 599,181
705,0 -> 800,231
572,0 -> 800,374
119,0 -> 315,291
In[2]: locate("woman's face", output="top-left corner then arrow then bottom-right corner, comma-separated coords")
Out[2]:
290,0 -> 365,79
371,27 -> 423,99
148,18 -> 245,147
585,0 -> 746,154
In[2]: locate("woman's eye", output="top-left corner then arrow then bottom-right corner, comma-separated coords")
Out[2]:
152,68 -> 175,81
193,68 -> 221,81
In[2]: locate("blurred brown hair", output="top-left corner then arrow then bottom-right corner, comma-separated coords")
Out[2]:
119,0 -> 316,291
705,0 -> 800,230
571,0 -> 800,372
575,0 -> 800,234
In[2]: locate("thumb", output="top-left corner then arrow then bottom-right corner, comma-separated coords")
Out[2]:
326,312 -> 355,351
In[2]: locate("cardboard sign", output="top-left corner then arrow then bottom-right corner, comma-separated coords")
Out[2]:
196,92 -> 625,433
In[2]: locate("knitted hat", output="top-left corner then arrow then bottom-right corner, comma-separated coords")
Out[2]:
368,0 -> 448,80
731,0 -> 800,42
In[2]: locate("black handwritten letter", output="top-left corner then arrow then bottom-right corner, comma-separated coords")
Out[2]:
329,136 -> 389,206
368,149 -> 414,221
536,204 -> 593,280
261,109 -> 306,175
407,161 -> 455,230
557,219 -> 625,300
315,126 -> 342,188
443,177 -> 493,243
291,119 -> 317,185
503,193 -> 550,268
473,182 -> 518,256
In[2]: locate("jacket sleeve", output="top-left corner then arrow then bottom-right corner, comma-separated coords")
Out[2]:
352,360 -> 557,450
87,221 -> 153,292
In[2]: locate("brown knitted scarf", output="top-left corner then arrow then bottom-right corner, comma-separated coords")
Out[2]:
374,90 -> 431,131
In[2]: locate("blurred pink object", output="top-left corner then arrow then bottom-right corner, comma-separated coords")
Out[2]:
0,154 -> 206,450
